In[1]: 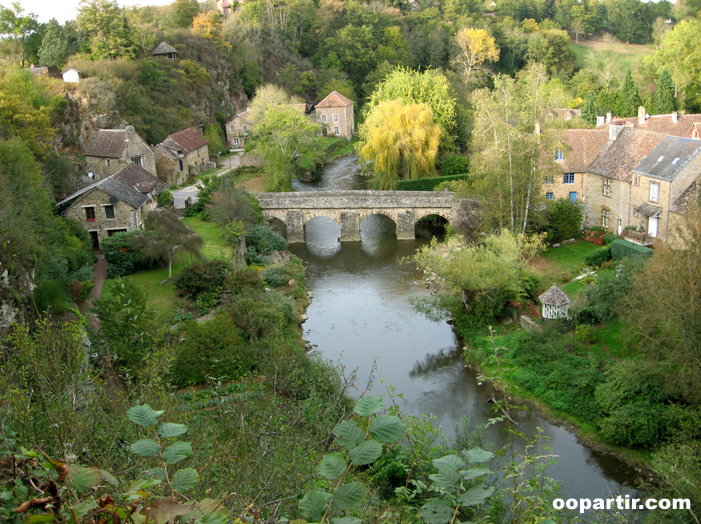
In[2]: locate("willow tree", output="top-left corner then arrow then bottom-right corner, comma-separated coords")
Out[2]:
470,64 -> 558,233
356,100 -> 441,190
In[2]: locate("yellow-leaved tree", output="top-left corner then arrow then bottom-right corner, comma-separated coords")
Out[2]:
356,99 -> 441,190
452,27 -> 500,87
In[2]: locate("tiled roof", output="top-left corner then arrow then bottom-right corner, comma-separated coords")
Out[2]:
59,164 -> 165,210
588,127 -> 666,182
632,136 -> 701,181
164,128 -> 208,153
85,129 -> 128,158
597,110 -> 701,138
539,284 -> 570,306
555,129 -> 609,172
315,91 -> 354,108
155,143 -> 185,160
153,41 -> 177,55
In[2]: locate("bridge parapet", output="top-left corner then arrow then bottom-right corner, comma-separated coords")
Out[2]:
255,190 -> 459,243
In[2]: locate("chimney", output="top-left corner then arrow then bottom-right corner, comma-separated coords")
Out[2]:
125,125 -> 136,140
534,121 -> 541,135
609,124 -> 624,141
672,111 -> 678,123
596,115 -> 605,127
606,112 -> 612,123
638,106 -> 646,125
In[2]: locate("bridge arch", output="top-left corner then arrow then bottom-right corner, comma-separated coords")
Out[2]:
414,209 -> 451,224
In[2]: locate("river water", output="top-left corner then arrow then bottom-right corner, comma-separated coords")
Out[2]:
288,155 -> 640,508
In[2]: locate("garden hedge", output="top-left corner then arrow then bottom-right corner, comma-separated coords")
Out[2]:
611,239 -> 654,260
396,174 -> 469,191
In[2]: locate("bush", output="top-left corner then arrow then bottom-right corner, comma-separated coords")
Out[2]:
396,174 -> 469,191
101,231 -> 150,277
603,231 -> 617,245
584,228 -> 606,245
546,198 -> 583,243
68,279 -> 95,303
585,257 -> 641,322
171,315 -> 257,387
157,189 -> 173,207
245,225 -> 287,265
227,290 -> 295,340
610,239 -> 654,260
575,324 -> 595,343
228,267 -> 263,294
195,288 -> 222,314
583,245 -> 612,267
33,280 -> 71,314
262,266 -> 288,287
440,154 -> 469,177
174,259 -> 230,298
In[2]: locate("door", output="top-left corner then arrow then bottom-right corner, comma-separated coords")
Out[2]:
617,218 -> 622,235
648,216 -> 658,238
569,192 -> 577,202
90,231 -> 100,250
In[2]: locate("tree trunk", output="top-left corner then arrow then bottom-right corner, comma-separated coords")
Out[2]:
234,237 -> 246,267
168,255 -> 172,280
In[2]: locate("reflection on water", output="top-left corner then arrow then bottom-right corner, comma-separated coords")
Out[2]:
287,156 -> 642,512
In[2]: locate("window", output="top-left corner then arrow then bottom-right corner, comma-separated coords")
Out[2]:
602,209 -> 610,228
563,173 -> 575,184
130,155 -> 144,167
334,127 -> 340,135
85,207 -> 95,221
233,139 -> 239,145
546,192 -> 554,200
230,125 -> 235,132
634,175 -> 640,186
179,159 -> 184,171
243,125 -> 248,136
321,114 -> 327,123
569,192 -> 577,202
603,178 -> 612,196
106,159 -> 111,167
555,150 -> 564,161
104,205 -> 115,219
650,181 -> 660,203
333,114 -> 339,123
544,176 -> 554,184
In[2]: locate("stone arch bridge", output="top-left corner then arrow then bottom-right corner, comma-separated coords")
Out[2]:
255,190 -> 458,243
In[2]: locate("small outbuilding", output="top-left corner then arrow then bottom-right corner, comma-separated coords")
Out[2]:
62,68 -> 81,83
538,284 -> 571,319
153,41 -> 178,60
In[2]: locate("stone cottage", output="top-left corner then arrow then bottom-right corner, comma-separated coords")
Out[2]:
225,109 -> 255,149
58,164 -> 166,249
84,125 -> 157,180
158,128 -> 209,177
315,91 -> 354,140
154,142 -> 188,187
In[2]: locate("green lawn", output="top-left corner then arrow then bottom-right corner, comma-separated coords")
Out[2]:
569,40 -> 653,73
535,239 -> 598,285
589,320 -> 630,358
103,218 -> 231,320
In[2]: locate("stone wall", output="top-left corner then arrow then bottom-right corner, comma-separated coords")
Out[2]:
317,104 -> 354,140
154,148 -> 187,187
544,171 -> 587,202
584,175 -> 631,234
185,145 -> 209,175
226,115 -> 250,148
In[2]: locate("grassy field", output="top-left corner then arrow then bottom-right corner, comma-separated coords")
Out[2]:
570,36 -> 653,73
103,217 -> 231,320
530,239 -> 598,285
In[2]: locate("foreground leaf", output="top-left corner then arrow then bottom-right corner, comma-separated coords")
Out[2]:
432,454 -> 466,471
156,423 -> 187,438
459,466 -> 494,480
429,467 -> 461,491
66,466 -> 102,493
131,439 -> 160,457
331,518 -> 361,524
142,497 -> 193,524
457,484 -> 495,506
369,415 -> 404,443
332,482 -> 367,510
318,453 -> 347,480
162,442 -> 192,465
140,468 -> 166,481
463,447 -> 495,464
299,491 -> 331,522
332,421 -> 364,450
349,440 -> 382,466
353,396 -> 383,417
419,498 -> 453,524
127,405 -> 164,427
171,468 -> 199,492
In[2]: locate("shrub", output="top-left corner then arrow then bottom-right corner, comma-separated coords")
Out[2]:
584,228 -> 606,245
171,315 -> 257,387
101,230 -> 150,277
396,174 -> 469,191
440,154 -> 469,177
68,279 -> 95,303
584,245 -> 612,267
228,267 -> 263,294
195,288 -> 222,314
157,188 -> 173,207
174,259 -> 230,298
227,290 -> 295,340
33,280 -> 71,314
585,257 -> 642,322
262,266 -> 288,287
610,239 -> 654,260
603,231 -> 617,245
546,198 -> 583,243
245,225 -> 287,265
575,324 -> 594,343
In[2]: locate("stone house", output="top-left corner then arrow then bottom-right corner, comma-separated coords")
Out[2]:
225,109 -> 255,149
58,164 -> 166,249
158,128 -> 209,176
315,91 -> 354,140
153,41 -> 178,60
585,125 -> 666,236
544,128 -> 609,203
154,143 -> 188,187
628,136 -> 701,241
85,126 -> 157,180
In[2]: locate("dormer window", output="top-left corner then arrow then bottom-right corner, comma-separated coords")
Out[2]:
555,150 -> 564,161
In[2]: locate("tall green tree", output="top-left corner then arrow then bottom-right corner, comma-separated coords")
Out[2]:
0,2 -> 39,66
356,100 -> 441,190
654,69 -> 677,114
614,70 -> 642,117
37,18 -> 71,67
77,0 -> 136,59
171,0 -> 200,28
581,90 -> 600,125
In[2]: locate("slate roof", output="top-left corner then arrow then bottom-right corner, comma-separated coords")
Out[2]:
539,284 -> 570,306
597,111 -> 701,138
153,41 -> 178,55
315,91 -> 354,109
554,129 -> 609,172
58,164 -> 165,211
635,203 -> 663,217
155,143 -> 186,160
84,129 -> 128,159
632,136 -> 701,181
588,127 -> 667,182
672,178 -> 700,213
164,128 -> 208,153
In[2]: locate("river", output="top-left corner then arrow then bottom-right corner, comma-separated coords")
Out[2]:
288,154 -> 641,510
